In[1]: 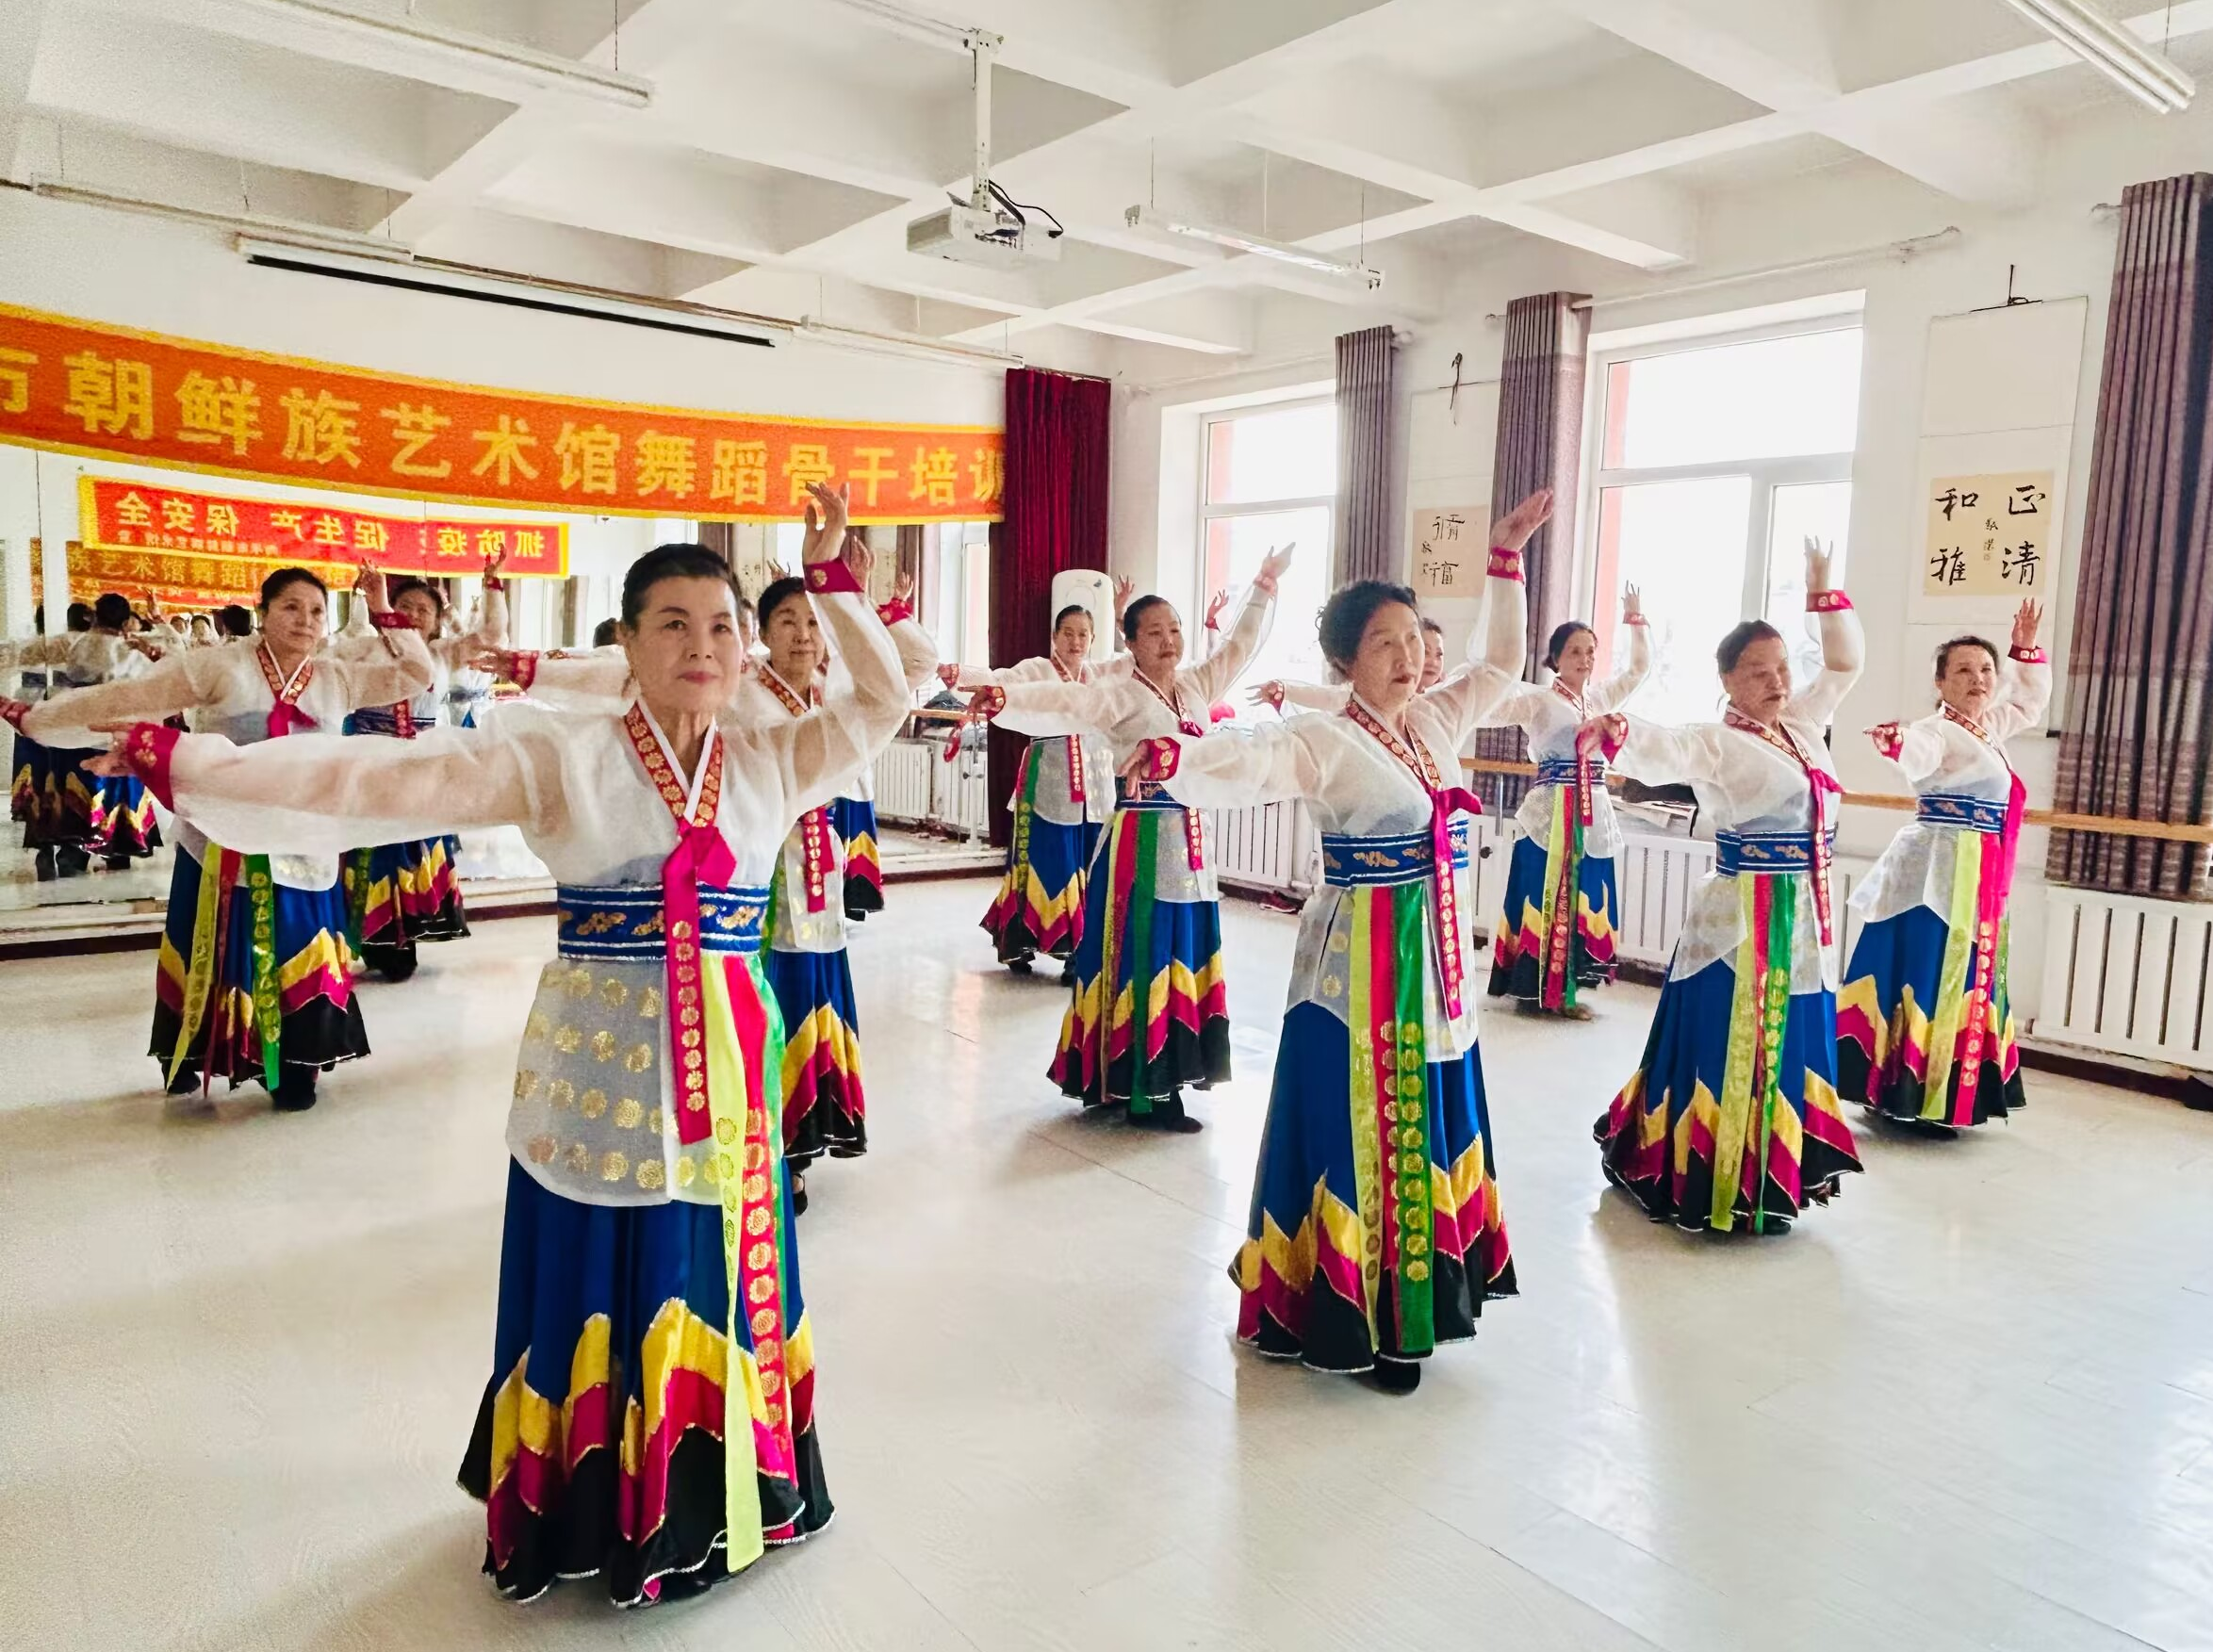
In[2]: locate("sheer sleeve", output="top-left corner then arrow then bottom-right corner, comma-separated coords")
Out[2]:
740,588 -> 910,824
1423,565 -> 1531,747
1984,654 -> 2052,744
1,634 -> 74,674
1614,717 -> 1724,788
1588,621 -> 1653,715
1179,587 -> 1276,707
516,649 -> 633,715
956,658 -> 1054,690
1475,566 -> 1528,677
323,627 -> 436,712
1786,603 -> 1863,726
434,583 -> 509,665
1280,680 -> 1351,712
1883,721 -> 1947,786
886,616 -> 939,695
993,679 -> 1115,742
1159,720 -> 1320,811
156,720 -> 557,853
20,646 -> 227,744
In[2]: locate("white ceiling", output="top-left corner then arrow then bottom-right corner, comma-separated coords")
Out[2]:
4,0 -> 2210,371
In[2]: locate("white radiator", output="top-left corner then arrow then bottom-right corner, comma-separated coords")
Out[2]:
871,739 -> 936,825
2035,888 -> 2213,1068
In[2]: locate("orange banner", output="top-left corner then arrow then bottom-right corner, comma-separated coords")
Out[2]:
35,537 -> 365,610
0,302 -> 1004,523
79,476 -> 566,577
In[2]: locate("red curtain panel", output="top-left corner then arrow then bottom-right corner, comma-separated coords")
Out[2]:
987,368 -> 1111,845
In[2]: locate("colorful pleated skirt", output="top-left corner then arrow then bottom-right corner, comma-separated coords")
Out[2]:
1235,1002 -> 1515,1372
151,842 -> 369,1088
457,1159 -> 831,1607
1048,806 -> 1230,1113
982,810 -> 1100,966
1597,956 -> 1861,1234
10,728 -> 51,826
829,797 -> 882,921
345,835 -> 469,952
1488,833 -> 1617,1007
765,947 -> 866,1164
1839,905 -> 2023,1127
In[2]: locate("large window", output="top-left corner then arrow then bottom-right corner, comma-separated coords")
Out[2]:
1198,400 -> 1336,702
1589,325 -> 1862,726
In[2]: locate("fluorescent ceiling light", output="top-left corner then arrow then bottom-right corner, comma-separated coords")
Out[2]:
29,178 -> 418,260
1123,204 -> 1384,291
2001,0 -> 2194,112
217,0 -> 653,107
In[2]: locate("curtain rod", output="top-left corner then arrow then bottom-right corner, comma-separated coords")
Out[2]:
1481,226 -> 1962,321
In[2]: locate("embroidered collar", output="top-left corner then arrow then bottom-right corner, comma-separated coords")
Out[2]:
760,664 -> 816,718
1346,695 -> 1446,793
1132,666 -> 1202,737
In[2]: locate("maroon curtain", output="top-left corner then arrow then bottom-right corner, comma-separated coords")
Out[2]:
1335,324 -> 1396,581
2047,174 -> 2213,898
1470,292 -> 1589,812
989,368 -> 1110,845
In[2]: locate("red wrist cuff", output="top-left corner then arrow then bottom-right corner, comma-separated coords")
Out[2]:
1869,726 -> 1904,761
482,574 -> 506,593
1251,574 -> 1277,597
1487,548 -> 1525,582
1622,613 -> 1649,628
877,598 -> 914,626
507,651 -> 539,691
370,610 -> 412,630
974,686 -> 1006,718
1143,737 -> 1181,781
806,557 -> 863,597
123,722 -> 180,808
2009,646 -> 2047,664
1807,590 -> 1852,613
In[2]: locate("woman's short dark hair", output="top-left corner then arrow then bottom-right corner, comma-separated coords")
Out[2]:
387,575 -> 446,617
754,575 -> 810,632
591,617 -> 620,648
1318,579 -> 1420,672
1545,619 -> 1595,670
65,602 -> 94,631
1054,603 -> 1092,632
92,592 -> 135,631
1420,617 -> 1445,639
217,604 -> 254,638
620,543 -> 745,629
259,567 -> 327,610
1122,594 -> 1172,643
1934,634 -> 1999,677
1714,618 -> 1784,675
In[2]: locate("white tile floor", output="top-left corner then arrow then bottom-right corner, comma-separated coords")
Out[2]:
3,878 -> 2212,1651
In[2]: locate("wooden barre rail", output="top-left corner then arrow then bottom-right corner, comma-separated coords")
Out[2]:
1461,758 -> 2213,846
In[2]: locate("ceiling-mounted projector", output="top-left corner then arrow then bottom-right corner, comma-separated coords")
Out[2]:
902,19 -> 1062,270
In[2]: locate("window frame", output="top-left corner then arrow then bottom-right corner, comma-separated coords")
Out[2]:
1580,318 -> 1862,629
1193,393 -> 1336,624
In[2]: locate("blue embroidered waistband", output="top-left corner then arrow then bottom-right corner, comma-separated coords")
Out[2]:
1448,815 -> 1469,870
1115,777 -> 1186,812
1916,792 -> 2008,833
1321,829 -> 1439,888
1715,829 -> 1837,876
350,706 -> 411,737
1534,757 -> 1604,785
556,883 -> 769,958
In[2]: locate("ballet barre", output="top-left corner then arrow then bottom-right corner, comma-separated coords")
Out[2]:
1460,757 -> 2213,846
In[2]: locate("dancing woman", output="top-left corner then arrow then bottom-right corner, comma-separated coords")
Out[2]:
14,595 -> 164,878
1487,590 -> 1651,1016
963,548 -> 1295,1132
340,558 -> 508,980
2,567 -> 432,1109
1251,615 -> 1448,712
1591,542 -> 1863,1235
1838,600 -> 2048,1130
944,592 -> 1126,973
82,504 -> 902,1605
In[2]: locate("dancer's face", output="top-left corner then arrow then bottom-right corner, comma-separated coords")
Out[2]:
1722,636 -> 1792,724
394,588 -> 443,635
260,580 -> 327,660
761,592 -> 821,685
623,576 -> 746,718
1052,612 -> 1092,669
1128,602 -> 1182,679
1552,627 -> 1598,692
1419,628 -> 1445,691
1344,600 -> 1425,715
1938,642 -> 1998,719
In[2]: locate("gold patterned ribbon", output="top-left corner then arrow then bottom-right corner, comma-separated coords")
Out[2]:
760,667 -> 833,910
1342,699 -> 1481,1020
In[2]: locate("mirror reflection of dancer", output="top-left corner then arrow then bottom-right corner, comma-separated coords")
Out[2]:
1486,588 -> 1650,1018
961,549 -> 1294,1132
941,578 -> 1131,973
1587,540 -> 1864,1235
1121,499 -> 1546,1389
336,553 -> 508,982
21,594 -> 166,879
1838,600 -> 2048,1132
2,566 -> 433,1110
78,517 -> 904,1605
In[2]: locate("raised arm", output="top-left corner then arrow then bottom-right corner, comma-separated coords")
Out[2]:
1785,540 -> 1862,726
1588,591 -> 1653,716
322,624 -> 437,712
1180,544 -> 1292,706
1985,599 -> 2051,743
439,575 -> 509,662
1137,720 -> 1321,813
1424,541 -> 1534,748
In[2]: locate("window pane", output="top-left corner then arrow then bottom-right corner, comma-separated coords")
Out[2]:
1763,482 -> 1852,704
1607,329 -> 1862,469
1203,506 -> 1331,704
1594,476 -> 1752,728
1205,404 -> 1336,505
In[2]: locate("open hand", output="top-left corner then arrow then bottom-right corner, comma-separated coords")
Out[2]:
357,562 -> 390,612
2010,597 -> 2042,652
936,662 -> 962,689
1112,575 -> 1134,617
1205,589 -> 1230,631
1804,536 -> 1835,594
1491,489 -> 1553,552
1249,679 -> 1287,712
800,482 -> 850,564
1622,582 -> 1643,622
1255,542 -> 1296,591
841,527 -> 873,588
893,567 -> 915,603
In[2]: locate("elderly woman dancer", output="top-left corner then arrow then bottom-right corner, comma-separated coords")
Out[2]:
3,566 -> 431,1109
962,548 -> 1294,1133
1486,590 -> 1651,1017
1839,600 -> 2049,1131
1120,496 -> 1547,1389
85,494 -> 902,1605
1590,542 -> 1863,1235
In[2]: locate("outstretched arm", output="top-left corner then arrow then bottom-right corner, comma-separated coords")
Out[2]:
1180,544 -> 1293,705
13,647 -> 222,745
1129,720 -> 1320,813
1985,599 -> 2051,743
1588,587 -> 1653,715
1425,538 -> 1535,748
1786,539 -> 1862,726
